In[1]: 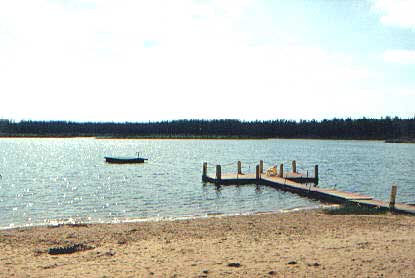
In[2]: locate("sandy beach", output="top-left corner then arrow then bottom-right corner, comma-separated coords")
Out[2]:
1,209 -> 415,278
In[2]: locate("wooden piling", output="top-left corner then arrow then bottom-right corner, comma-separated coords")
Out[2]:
292,160 -> 297,173
259,160 -> 264,174
256,165 -> 260,180
202,162 -> 207,178
216,165 -> 221,183
237,161 -> 242,175
314,165 -> 319,185
279,164 -> 284,178
389,185 -> 397,210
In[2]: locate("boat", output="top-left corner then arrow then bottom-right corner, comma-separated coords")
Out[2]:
105,154 -> 148,164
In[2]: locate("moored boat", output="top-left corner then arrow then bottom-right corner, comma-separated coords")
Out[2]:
105,155 -> 148,164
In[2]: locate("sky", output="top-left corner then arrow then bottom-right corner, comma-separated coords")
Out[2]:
0,0 -> 414,122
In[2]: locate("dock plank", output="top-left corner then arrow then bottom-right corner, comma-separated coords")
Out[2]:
318,189 -> 373,200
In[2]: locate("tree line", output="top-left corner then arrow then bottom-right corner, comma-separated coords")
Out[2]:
0,117 -> 414,140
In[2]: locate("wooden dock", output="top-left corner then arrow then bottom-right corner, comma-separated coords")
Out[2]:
202,161 -> 415,215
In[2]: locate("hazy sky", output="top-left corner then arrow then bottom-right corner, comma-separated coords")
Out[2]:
0,0 -> 414,122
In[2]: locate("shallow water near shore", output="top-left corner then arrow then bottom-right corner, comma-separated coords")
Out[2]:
0,138 -> 414,229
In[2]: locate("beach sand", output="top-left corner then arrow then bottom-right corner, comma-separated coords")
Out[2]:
1,209 -> 415,278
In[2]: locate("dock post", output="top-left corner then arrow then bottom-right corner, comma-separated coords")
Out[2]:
202,162 -> 207,181
314,165 -> 319,186
216,165 -> 222,184
279,164 -> 284,177
237,161 -> 242,175
292,160 -> 297,173
389,185 -> 397,210
256,165 -> 260,181
259,160 -> 264,174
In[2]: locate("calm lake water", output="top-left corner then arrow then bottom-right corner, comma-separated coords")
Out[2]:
0,138 -> 414,229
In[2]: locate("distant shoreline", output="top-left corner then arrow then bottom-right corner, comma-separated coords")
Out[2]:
0,134 -> 392,141
384,138 -> 415,143
1,118 -> 414,141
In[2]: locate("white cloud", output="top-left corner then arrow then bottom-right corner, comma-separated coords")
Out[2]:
372,0 -> 415,29
392,88 -> 415,97
383,50 -> 415,64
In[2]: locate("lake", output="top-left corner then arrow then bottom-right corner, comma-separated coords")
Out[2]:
0,138 -> 414,229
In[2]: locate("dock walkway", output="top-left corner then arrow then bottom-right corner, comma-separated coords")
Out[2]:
202,161 -> 415,215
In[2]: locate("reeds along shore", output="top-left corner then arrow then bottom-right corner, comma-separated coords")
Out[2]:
1,209 -> 415,278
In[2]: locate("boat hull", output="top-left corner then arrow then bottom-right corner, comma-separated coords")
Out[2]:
105,157 -> 148,164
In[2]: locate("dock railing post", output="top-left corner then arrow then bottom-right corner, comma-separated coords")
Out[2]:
202,162 -> 207,181
259,160 -> 263,174
292,160 -> 296,173
256,165 -> 260,181
279,164 -> 284,178
216,165 -> 221,184
389,185 -> 397,210
314,165 -> 319,186
237,161 -> 242,175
